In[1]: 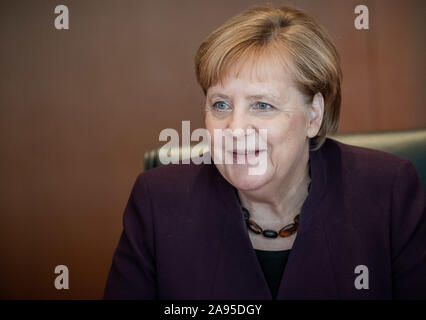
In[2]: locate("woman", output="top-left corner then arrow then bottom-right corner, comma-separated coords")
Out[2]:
104,6 -> 425,299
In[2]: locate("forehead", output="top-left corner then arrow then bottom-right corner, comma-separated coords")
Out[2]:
207,52 -> 295,98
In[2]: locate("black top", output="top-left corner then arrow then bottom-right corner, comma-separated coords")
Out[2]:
254,249 -> 291,299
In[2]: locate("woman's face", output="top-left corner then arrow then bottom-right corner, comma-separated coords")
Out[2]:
204,57 -> 322,192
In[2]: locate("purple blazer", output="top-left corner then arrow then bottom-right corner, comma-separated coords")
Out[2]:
103,138 -> 425,299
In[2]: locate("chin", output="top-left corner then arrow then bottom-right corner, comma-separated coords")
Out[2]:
223,164 -> 272,191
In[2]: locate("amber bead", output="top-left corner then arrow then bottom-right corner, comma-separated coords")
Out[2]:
263,230 -> 278,238
279,223 -> 297,237
246,219 -> 262,234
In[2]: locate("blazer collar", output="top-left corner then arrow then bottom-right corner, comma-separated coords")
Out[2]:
209,145 -> 338,299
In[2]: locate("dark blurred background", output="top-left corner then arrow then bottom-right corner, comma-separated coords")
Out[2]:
0,0 -> 425,299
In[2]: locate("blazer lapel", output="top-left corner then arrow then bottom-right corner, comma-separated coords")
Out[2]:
277,147 -> 340,299
276,211 -> 340,299
210,171 -> 271,299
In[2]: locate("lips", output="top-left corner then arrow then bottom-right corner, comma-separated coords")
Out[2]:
231,150 -> 265,156
233,150 -> 257,154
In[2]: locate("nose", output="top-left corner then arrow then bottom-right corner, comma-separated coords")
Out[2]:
223,106 -> 258,152
226,106 -> 253,139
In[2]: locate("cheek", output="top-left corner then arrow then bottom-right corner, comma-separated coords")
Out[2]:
266,113 -> 308,153
204,113 -> 213,130
204,116 -> 215,144
205,116 -> 218,142
205,113 -> 224,131
205,116 -> 226,158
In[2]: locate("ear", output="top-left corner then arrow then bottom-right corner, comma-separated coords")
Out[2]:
306,92 -> 324,138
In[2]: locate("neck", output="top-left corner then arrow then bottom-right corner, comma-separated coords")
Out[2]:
237,147 -> 311,225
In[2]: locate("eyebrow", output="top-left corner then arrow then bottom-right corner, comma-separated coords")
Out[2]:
248,94 -> 280,101
208,93 -> 230,100
208,92 -> 281,101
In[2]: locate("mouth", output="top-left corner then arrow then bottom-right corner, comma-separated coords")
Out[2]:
230,150 -> 265,157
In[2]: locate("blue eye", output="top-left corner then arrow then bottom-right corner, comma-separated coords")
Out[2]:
256,102 -> 273,110
213,101 -> 229,110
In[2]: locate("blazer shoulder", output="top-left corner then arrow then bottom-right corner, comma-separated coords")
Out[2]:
324,137 -> 413,177
320,138 -> 422,199
133,157 -> 222,205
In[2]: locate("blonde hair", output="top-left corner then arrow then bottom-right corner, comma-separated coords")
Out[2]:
194,5 -> 342,150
